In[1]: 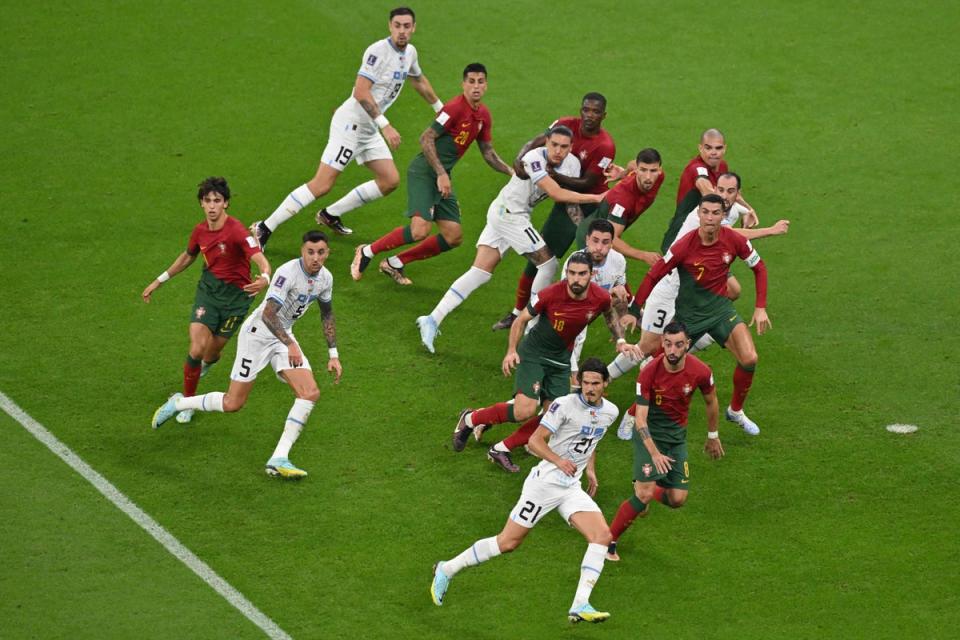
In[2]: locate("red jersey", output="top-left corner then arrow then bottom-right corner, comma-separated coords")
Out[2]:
675,155 -> 729,204
187,215 -> 261,289
637,353 -> 714,442
522,281 -> 612,363
604,170 -> 666,229
552,116 -> 616,195
430,94 -> 492,170
635,226 -> 767,321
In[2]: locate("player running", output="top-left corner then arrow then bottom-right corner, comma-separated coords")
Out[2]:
432,358 -> 618,624
416,124 -> 603,353
352,62 -> 512,286
142,177 -> 271,424
151,231 -> 342,479
250,7 -> 444,246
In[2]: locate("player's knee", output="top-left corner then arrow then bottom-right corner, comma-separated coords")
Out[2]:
409,223 -> 430,241
307,175 -> 334,198
299,387 -> 321,403
590,526 -> 613,547
633,483 -> 655,503
442,230 -> 463,247
222,395 -> 246,413
739,349 -> 758,368
668,492 -> 687,508
377,174 -> 399,194
513,403 -> 536,422
497,535 -> 522,553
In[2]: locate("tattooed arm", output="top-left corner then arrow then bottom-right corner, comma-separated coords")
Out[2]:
419,126 -> 452,198
478,140 -> 513,176
634,403 -> 674,474
354,76 -> 401,149
604,305 -> 644,360
262,299 -> 303,367
318,299 -> 342,383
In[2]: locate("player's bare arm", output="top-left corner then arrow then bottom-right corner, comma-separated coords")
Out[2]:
585,451 -> 599,496
502,308 -> 533,376
262,299 -> 303,367
528,425 -> 577,477
635,404 -> 674,474
702,388 -> 724,459
512,134 -> 547,178
550,166 -> 603,193
565,203 -> 584,225
419,126 -> 451,197
353,76 -> 401,149
737,194 -> 758,227
142,251 -> 197,302
318,299 -> 342,383
477,140 -> 512,176
408,74 -> 442,109
540,175 -> 604,205
610,220 -> 660,265
734,219 -> 789,240
603,307 -> 643,359
243,252 -> 272,296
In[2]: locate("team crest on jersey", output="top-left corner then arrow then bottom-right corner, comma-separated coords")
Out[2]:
642,464 -> 653,478
195,306 -> 206,319
218,242 -> 226,254
532,381 -> 541,394
274,275 -> 286,288
297,294 -> 308,303
722,252 -> 732,264
393,71 -> 402,79
366,54 -> 378,65
683,383 -> 693,396
579,150 -> 588,161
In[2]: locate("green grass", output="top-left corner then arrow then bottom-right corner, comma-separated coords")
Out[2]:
2,1 -> 958,638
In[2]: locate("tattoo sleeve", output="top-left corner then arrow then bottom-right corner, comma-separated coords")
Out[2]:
262,299 -> 293,346
318,299 -> 337,349
478,140 -> 512,175
638,426 -> 651,441
603,307 -> 625,341
419,127 -> 446,175
358,97 -> 381,120
566,203 -> 583,224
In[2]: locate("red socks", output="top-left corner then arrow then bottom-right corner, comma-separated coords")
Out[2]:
470,402 -> 510,426
183,360 -> 201,397
730,364 -> 755,412
395,235 -> 443,265
503,415 -> 542,450
370,226 -> 408,255
514,272 -> 534,311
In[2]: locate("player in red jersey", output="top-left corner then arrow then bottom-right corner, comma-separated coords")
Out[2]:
491,93 -> 617,330
142,177 -> 271,423
452,252 -> 642,472
352,63 -> 512,286
626,193 -> 770,435
605,321 -> 722,561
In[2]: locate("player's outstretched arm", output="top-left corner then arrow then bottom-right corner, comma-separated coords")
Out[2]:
539,175 -> 604,205
552,166 -> 603,193
408,74 -> 443,112
610,220 -> 661,265
734,219 -> 789,240
477,140 -> 512,176
242,252 -> 272,296
603,307 -> 643,360
263,299 -> 302,367
142,251 -> 196,302
317,299 -> 341,383
702,388 -> 724,459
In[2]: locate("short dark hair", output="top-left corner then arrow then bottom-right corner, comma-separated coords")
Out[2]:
718,171 -> 741,189
699,193 -> 725,207
582,92 -> 607,110
302,230 -> 329,245
390,7 -> 415,21
197,176 -> 230,201
663,320 -> 688,338
567,251 -> 593,269
463,62 -> 487,79
635,148 -> 661,165
547,124 -> 574,140
577,357 -> 610,382
586,218 -> 615,238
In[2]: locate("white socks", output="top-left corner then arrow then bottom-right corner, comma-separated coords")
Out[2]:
430,267 -> 492,325
326,180 -> 384,216
444,536 -> 501,577
530,256 -> 558,298
264,184 -> 315,231
271,398 -> 315,459
571,543 -> 607,610
607,353 -> 652,380
176,391 -> 224,412
690,334 -> 716,353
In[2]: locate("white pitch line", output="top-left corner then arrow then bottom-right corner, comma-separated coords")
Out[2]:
0,391 -> 292,640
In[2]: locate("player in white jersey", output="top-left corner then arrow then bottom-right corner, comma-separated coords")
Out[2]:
251,7 -> 444,247
608,172 -> 790,383
416,125 -> 603,353
431,359 -> 619,624
151,231 -> 343,479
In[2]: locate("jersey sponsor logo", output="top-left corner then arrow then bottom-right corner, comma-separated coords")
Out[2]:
366,54 -> 378,66
642,463 -> 653,478
274,275 -> 286,288
436,111 -> 450,125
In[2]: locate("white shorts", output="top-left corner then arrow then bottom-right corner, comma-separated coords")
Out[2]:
508,467 -> 600,529
230,320 -> 312,383
476,200 -> 545,257
641,269 -> 679,334
320,106 -> 392,170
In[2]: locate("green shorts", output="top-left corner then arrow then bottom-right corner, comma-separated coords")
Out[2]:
632,438 -> 690,489
405,166 -> 461,223
190,273 -> 252,339
679,302 -> 744,348
513,356 -> 570,402
573,201 -> 607,249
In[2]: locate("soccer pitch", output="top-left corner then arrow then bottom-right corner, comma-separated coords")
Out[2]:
2,1 -> 957,638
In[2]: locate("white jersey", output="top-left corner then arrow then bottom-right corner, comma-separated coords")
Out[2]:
246,258 -> 333,334
669,202 -> 748,248
340,38 -> 422,123
494,148 -> 581,215
536,394 -> 618,487
563,249 -> 627,291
